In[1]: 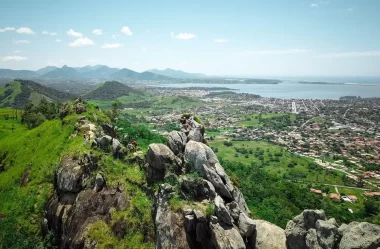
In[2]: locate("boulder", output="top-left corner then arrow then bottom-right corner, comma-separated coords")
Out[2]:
185,141 -> 234,200
226,201 -> 241,222
47,188 -> 127,249
94,173 -> 105,192
146,144 -> 182,183
232,189 -> 251,216
338,222 -> 380,249
316,218 -> 341,249
75,103 -> 87,114
96,135 -> 112,149
237,212 -> 255,237
252,220 -> 287,249
187,127 -> 203,143
210,221 -> 246,249
285,210 -> 327,249
180,175 -> 216,201
56,156 -> 85,193
167,131 -> 187,155
154,184 -> 191,249
306,229 -> 323,249
214,195 -> 234,226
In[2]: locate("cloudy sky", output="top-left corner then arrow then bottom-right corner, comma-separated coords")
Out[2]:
0,0 -> 379,76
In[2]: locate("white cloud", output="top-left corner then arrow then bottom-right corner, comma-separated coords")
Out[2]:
42,31 -> 57,35
346,8 -> 353,11
0,27 -> 15,32
121,26 -> 132,36
14,40 -> 31,44
214,39 -> 228,43
1,56 -> 28,62
244,49 -> 308,55
92,29 -> 103,35
16,27 -> 35,34
311,3 -> 318,7
69,37 -> 95,47
171,32 -> 196,40
101,43 -> 124,49
56,39 -> 62,42
13,50 -> 21,53
66,29 -> 83,37
317,51 -> 380,58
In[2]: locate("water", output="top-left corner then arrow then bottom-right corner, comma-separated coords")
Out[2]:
153,78 -> 380,100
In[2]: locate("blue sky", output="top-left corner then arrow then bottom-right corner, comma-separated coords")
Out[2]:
0,0 -> 379,76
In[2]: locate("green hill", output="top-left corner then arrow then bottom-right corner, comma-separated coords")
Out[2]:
0,80 -> 75,108
84,81 -> 140,101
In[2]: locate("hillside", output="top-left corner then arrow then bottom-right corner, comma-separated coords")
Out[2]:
0,69 -> 39,78
84,81 -> 138,101
110,68 -> 170,80
0,80 -> 75,108
82,65 -> 120,78
35,66 -> 58,75
41,65 -> 82,79
148,68 -> 207,79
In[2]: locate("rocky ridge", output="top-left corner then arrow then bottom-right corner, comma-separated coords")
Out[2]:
44,106 -> 380,249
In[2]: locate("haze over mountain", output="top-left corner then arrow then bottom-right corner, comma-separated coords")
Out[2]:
84,81 -> 140,101
148,68 -> 207,79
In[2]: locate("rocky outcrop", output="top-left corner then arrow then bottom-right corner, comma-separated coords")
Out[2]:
252,220 -> 287,249
47,153 -> 128,249
285,210 -> 380,249
145,143 -> 182,183
167,131 -> 187,155
338,222 -> 380,249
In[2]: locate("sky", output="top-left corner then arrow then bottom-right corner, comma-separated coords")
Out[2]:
0,0 -> 380,77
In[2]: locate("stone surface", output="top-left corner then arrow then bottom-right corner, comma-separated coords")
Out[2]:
167,131 -> 187,155
237,212 -> 255,237
187,127 -> 203,143
252,220 -> 287,249
146,143 -> 182,183
306,229 -> 323,249
316,218 -> 341,249
214,195 -> 234,226
338,222 -> 380,249
210,221 -> 246,249
184,141 -> 234,200
180,175 -> 216,201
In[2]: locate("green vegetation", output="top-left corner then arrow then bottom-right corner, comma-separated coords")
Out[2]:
84,81 -> 140,101
236,113 -> 296,129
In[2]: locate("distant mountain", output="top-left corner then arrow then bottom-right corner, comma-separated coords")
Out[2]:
41,65 -> 82,79
0,69 -> 39,78
0,80 -> 75,108
84,81 -> 138,100
147,68 -> 206,79
111,68 -> 170,80
75,65 -> 104,74
83,65 -> 120,78
36,66 -> 58,75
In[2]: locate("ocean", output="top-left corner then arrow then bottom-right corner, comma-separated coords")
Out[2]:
154,77 -> 380,100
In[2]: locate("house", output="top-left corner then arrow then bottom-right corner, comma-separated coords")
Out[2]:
347,195 -> 358,202
330,193 -> 341,200
364,192 -> 380,197
310,188 -> 322,195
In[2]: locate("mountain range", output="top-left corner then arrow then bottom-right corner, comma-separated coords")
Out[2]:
0,65 -> 208,80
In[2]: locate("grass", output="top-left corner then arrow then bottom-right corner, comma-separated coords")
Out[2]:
209,140 -> 347,186
236,113 -> 295,127
0,81 -> 22,106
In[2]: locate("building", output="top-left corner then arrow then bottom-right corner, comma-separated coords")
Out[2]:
330,193 -> 341,200
347,195 -> 358,202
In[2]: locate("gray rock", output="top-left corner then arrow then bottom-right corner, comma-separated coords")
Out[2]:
167,131 -> 187,155
316,218 -> 341,249
214,195 -> 234,226
193,209 -> 207,223
338,222 -> 380,249
210,221 -> 246,249
232,189 -> 251,216
306,229 -> 323,249
97,135 -> 112,149
56,156 -> 85,193
252,220 -> 287,249
237,212 -> 256,237
184,141 -> 234,200
188,127 -> 203,142
226,201 -> 241,222
146,143 -> 182,183
154,184 -> 191,249
94,173 -> 105,192
286,210 -> 327,249
112,138 -> 122,152
180,175 -> 216,201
